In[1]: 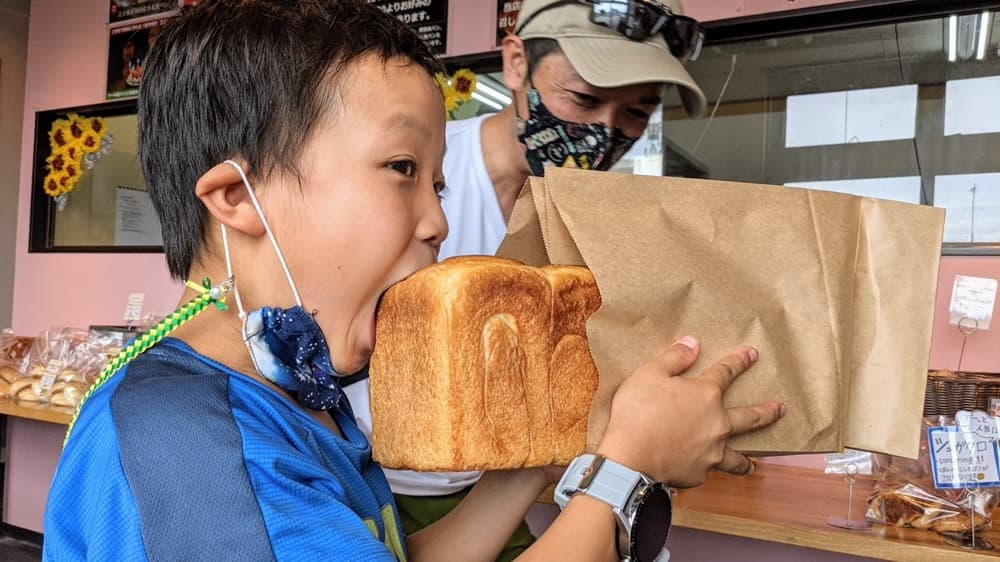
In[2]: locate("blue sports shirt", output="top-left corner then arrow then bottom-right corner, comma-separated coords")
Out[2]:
43,337 -> 405,561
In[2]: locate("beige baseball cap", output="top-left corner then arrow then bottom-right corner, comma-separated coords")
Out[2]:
515,0 -> 706,117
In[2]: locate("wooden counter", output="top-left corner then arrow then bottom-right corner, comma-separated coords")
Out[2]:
2,399 -> 996,560
673,463 -> 1000,561
0,399 -> 73,425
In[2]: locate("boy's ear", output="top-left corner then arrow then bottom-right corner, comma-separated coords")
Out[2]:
194,161 -> 266,237
501,34 -> 529,91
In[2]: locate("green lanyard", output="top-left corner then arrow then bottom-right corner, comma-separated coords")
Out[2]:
63,277 -> 233,446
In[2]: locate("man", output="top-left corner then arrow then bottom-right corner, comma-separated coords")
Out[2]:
345,0 -> 708,558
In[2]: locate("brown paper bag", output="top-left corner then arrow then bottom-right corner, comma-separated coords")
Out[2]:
497,168 -> 943,458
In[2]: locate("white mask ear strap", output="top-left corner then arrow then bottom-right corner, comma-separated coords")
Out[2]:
223,159 -> 303,308
219,222 -> 246,320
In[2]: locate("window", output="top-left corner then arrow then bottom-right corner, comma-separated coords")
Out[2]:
661,6 -> 1000,253
29,100 -> 163,253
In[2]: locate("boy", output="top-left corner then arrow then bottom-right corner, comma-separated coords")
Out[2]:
43,2 -> 784,560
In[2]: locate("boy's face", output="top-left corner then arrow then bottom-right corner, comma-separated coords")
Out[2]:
261,56 -> 448,375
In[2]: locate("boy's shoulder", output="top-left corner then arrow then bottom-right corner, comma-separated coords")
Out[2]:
98,338 -> 237,429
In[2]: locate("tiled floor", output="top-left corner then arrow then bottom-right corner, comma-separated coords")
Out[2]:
0,536 -> 42,562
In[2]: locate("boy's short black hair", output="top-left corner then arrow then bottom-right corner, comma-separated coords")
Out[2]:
138,0 -> 442,280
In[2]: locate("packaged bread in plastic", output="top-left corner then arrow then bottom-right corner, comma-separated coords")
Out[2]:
0,329 -> 29,396
867,415 -> 1000,542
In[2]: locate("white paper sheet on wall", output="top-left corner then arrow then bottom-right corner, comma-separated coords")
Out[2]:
115,186 -> 163,246
844,85 -> 918,143
944,76 -> 1000,136
949,275 -> 998,330
784,176 -> 922,204
785,85 -> 918,147
786,91 -> 847,148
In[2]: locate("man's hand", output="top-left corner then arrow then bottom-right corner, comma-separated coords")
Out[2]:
596,336 -> 786,488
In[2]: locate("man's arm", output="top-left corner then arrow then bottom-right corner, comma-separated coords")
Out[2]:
406,338 -> 785,561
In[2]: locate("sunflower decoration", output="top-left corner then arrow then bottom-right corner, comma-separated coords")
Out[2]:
436,68 -> 482,121
41,113 -> 114,209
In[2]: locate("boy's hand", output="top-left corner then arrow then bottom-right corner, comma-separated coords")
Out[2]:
596,336 -> 786,488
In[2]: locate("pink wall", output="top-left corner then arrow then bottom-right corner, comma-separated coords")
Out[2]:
12,0 -> 183,338
929,256 -> 1000,374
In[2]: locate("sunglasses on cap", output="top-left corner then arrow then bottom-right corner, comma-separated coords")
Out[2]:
516,0 -> 705,62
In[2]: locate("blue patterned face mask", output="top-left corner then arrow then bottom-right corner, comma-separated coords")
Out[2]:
221,160 -> 344,411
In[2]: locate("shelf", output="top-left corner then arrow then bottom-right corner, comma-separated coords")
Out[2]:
0,399 -> 73,425
672,463 -> 1000,561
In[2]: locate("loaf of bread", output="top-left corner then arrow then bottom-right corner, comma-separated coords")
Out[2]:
370,256 -> 601,471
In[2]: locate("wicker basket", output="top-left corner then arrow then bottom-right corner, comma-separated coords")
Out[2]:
923,370 -> 1000,417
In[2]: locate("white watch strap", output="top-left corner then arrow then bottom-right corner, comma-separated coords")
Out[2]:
556,454 -> 643,511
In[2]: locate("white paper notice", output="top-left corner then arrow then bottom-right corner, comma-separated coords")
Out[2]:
944,76 -> 1000,136
786,91 -> 846,148
950,275 -> 998,330
115,186 -> 164,246
929,424 -> 1000,489
844,85 -> 918,144
785,176 -> 922,204
124,292 -> 145,325
786,85 -> 917,148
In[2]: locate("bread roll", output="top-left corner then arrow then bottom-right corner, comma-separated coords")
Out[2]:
0,365 -> 18,384
370,256 -> 601,471
9,378 -> 43,402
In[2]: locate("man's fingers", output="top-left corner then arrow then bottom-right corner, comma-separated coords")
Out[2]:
716,448 -> 755,476
643,336 -> 701,377
696,347 -> 757,391
727,401 -> 786,436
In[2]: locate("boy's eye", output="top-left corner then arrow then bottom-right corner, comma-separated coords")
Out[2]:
434,181 -> 448,200
388,159 -> 417,177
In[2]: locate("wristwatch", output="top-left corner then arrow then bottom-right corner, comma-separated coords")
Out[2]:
554,454 -> 672,562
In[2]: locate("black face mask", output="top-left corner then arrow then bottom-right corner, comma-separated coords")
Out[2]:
516,88 -> 639,176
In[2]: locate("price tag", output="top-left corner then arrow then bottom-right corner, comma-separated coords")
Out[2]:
949,275 -> 998,330
929,421 -> 1000,489
124,292 -> 145,324
40,359 -> 63,392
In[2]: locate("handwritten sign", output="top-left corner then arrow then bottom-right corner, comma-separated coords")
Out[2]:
367,0 -> 448,54
929,421 -> 1000,489
124,293 -> 145,325
949,275 -> 998,330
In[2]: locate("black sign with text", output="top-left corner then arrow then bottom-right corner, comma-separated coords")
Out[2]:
367,0 -> 448,55
496,0 -> 522,46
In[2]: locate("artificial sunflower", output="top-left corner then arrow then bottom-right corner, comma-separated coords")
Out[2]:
80,131 -> 100,152
88,117 -> 105,136
451,68 -> 477,102
64,145 -> 82,163
57,172 -> 79,194
48,119 -> 74,151
444,94 -> 459,112
67,113 -> 88,141
41,112 -> 113,201
42,174 -> 61,197
46,152 -> 68,174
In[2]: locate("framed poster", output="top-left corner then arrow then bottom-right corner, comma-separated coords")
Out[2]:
497,0 -> 522,46
107,18 -> 168,100
109,0 -> 177,24
367,0 -> 448,55
28,100 -> 164,253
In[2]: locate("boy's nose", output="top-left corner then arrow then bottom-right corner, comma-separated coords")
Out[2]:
417,194 -> 449,249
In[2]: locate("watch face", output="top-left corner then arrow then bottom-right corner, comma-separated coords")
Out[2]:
632,485 -> 672,561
